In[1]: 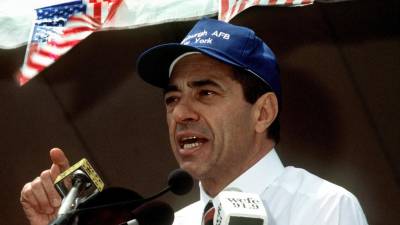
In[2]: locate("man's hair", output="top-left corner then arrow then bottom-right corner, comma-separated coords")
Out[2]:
231,68 -> 281,144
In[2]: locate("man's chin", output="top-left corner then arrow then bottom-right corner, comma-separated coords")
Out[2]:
179,163 -> 206,180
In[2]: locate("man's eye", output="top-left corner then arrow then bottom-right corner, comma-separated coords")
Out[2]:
165,96 -> 178,105
199,90 -> 216,97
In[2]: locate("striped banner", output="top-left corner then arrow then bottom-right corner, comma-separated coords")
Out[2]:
13,0 -> 320,85
16,0 -> 122,85
219,0 -> 314,22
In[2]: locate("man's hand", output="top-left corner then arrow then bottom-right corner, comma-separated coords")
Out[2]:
20,148 -> 70,225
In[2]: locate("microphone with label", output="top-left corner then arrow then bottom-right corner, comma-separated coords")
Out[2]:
213,190 -> 268,225
49,158 -> 104,225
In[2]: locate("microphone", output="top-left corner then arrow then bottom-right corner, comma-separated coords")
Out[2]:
77,187 -> 144,225
54,158 -> 104,199
213,190 -> 268,225
133,168 -> 194,203
49,159 -> 104,225
56,168 -> 193,225
168,168 -> 194,195
118,200 -> 174,225
78,168 -> 194,211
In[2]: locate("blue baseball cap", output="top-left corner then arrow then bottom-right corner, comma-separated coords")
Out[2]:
137,18 -> 281,100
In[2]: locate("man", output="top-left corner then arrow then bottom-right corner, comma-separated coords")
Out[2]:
20,18 -> 368,225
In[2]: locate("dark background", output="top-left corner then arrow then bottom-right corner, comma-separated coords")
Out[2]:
0,1 -> 399,224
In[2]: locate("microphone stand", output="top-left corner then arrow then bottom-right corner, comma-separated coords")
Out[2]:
49,172 -> 88,225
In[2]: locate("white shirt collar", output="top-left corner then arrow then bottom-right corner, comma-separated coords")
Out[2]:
199,148 -> 285,205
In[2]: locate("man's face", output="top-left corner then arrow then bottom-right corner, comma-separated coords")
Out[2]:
164,54 -> 258,181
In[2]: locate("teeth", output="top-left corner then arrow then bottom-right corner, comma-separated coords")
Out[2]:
183,142 -> 200,149
182,136 -> 198,141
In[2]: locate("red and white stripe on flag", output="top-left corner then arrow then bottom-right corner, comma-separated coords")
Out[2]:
219,0 -> 314,22
17,0 -> 122,86
17,15 -> 101,86
85,0 -> 122,23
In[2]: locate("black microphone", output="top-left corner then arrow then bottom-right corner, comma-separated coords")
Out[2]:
146,168 -> 194,201
77,168 -> 193,212
115,169 -> 192,225
168,168 -> 194,195
77,187 -> 144,225
49,187 -> 143,225
118,201 -> 174,225
58,169 -> 193,225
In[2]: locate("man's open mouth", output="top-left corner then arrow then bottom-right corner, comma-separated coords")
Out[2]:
179,136 -> 208,150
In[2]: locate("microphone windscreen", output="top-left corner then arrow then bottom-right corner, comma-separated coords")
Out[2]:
77,187 -> 143,225
167,169 -> 194,195
79,187 -> 143,208
132,200 -> 174,225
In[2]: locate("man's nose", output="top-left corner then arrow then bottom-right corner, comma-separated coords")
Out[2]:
172,99 -> 199,123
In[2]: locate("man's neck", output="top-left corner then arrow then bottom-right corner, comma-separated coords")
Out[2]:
201,140 -> 274,197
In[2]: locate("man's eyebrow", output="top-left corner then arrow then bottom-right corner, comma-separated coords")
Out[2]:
163,84 -> 178,95
189,79 -> 222,89
163,79 -> 222,95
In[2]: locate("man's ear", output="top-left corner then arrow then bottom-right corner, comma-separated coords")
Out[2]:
253,92 -> 279,133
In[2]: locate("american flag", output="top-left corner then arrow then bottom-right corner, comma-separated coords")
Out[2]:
219,0 -> 314,22
17,0 -> 121,85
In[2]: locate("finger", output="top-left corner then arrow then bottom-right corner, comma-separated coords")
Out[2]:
20,182 -> 40,212
40,170 -> 62,208
49,148 -> 70,180
31,177 -> 54,214
50,148 -> 70,172
49,163 -> 61,181
50,148 -> 74,191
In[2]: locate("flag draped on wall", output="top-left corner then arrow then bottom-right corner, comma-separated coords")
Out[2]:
13,0 -> 319,86
17,0 -> 122,85
219,0 -> 314,22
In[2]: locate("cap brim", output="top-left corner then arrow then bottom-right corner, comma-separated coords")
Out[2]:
137,43 -> 244,89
